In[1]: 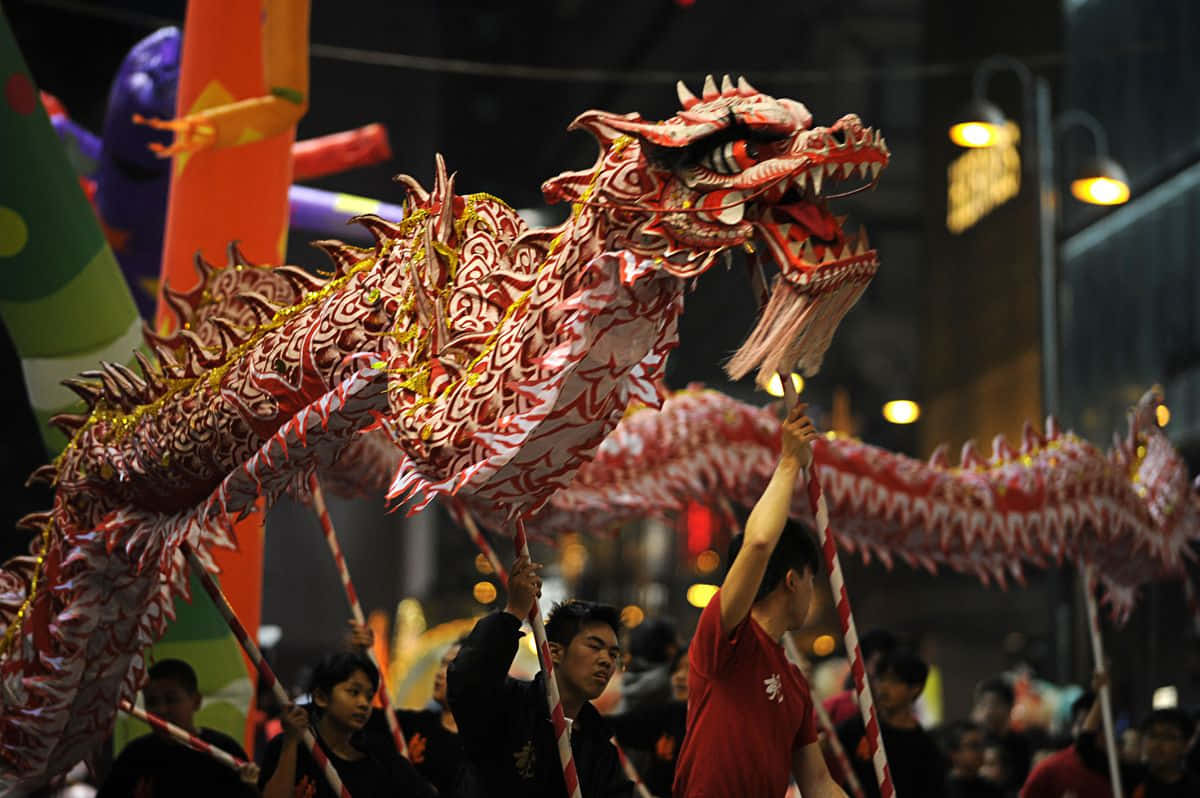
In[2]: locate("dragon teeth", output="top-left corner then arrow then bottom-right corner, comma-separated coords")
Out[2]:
842,162 -> 855,178
825,162 -> 839,177
869,162 -> 882,179
857,162 -> 870,178
809,167 -> 823,194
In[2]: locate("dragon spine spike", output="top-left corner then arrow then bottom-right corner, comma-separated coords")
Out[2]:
1021,420 -> 1044,454
133,351 -> 165,395
1045,415 -> 1061,440
702,73 -> 719,99
737,75 -> 756,96
392,173 -> 430,203
97,372 -> 134,411
991,434 -> 1016,464
273,264 -> 328,296
310,239 -> 368,278
226,240 -> 253,269
193,251 -> 216,282
236,291 -> 283,324
208,315 -> 250,349
162,284 -> 195,328
104,361 -> 148,400
25,465 -> 56,488
60,377 -> 102,408
434,170 -> 458,242
350,214 -> 403,252
177,328 -> 224,370
15,511 -> 52,532
720,74 -> 735,95
676,80 -> 699,109
49,412 -> 89,437
959,439 -> 983,469
927,443 -> 949,469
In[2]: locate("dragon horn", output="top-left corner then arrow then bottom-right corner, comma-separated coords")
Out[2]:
721,74 -> 735,95
25,464 -> 56,488
737,75 -> 757,96
676,80 -> 699,109
393,173 -> 430,204
702,74 -> 719,99
61,376 -> 102,408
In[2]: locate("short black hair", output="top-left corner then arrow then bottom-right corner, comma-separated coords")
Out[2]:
1141,708 -> 1195,739
628,617 -> 678,664
726,522 -> 821,604
148,659 -> 199,695
545,600 -> 621,649
942,720 -> 985,754
860,629 -> 898,661
875,648 -> 929,689
308,651 -> 379,700
975,676 -> 1015,706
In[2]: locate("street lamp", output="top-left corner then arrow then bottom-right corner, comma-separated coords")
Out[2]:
1055,110 -> 1130,206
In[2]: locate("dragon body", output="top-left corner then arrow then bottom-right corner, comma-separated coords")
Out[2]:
0,77 -> 888,790
482,387 -> 1196,619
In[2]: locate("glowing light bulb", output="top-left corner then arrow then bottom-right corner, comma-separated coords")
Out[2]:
765,373 -> 804,397
1071,176 -> 1130,206
883,400 -> 920,424
949,121 -> 1001,148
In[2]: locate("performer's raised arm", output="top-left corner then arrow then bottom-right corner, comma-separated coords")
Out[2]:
719,403 -> 817,634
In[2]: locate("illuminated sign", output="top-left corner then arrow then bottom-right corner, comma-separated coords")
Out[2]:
946,122 -> 1021,234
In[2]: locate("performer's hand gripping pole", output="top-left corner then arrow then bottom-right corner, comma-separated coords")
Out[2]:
750,262 -> 894,798
309,474 -> 410,760
181,543 -> 353,798
512,519 -> 584,798
1082,565 -> 1123,798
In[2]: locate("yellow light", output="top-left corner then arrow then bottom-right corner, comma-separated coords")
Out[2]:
472,581 -> 497,604
883,400 -> 920,424
1071,176 -> 1130,206
696,549 -> 721,574
474,553 -> 494,574
562,541 -> 588,580
765,373 -> 804,397
949,121 -> 1004,148
621,605 -> 645,629
686,583 -> 719,608
812,634 -> 836,657
1156,404 -> 1170,427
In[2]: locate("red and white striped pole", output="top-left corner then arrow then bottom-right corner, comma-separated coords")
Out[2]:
803,453 -> 894,798
512,519 -> 583,798
752,260 -> 892,797
782,634 -> 865,798
181,543 -> 353,798
1081,565 -> 1123,798
309,474 -> 410,760
458,506 -> 508,589
612,736 -> 654,798
119,700 -> 249,773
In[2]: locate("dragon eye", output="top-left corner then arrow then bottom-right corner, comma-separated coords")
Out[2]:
699,140 -> 758,174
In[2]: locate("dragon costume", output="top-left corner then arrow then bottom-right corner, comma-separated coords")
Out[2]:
0,76 -> 888,790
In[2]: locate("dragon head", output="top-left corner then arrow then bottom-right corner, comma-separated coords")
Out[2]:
543,74 -> 889,385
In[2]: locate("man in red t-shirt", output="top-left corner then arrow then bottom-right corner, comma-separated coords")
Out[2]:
673,403 -> 846,798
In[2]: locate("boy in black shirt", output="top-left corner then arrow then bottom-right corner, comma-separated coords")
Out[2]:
1076,701 -> 1200,798
942,720 -> 1003,798
448,555 -> 633,798
836,648 -> 946,798
99,659 -> 258,798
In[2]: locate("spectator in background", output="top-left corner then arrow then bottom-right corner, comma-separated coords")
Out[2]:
972,677 -> 1033,793
979,740 -> 1013,797
836,647 -> 946,798
609,646 -> 689,797
823,629 -> 897,726
617,617 -> 679,712
942,720 -> 1004,798
1075,701 -> 1200,798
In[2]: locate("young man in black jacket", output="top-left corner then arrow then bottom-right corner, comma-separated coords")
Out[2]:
448,555 -> 633,798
